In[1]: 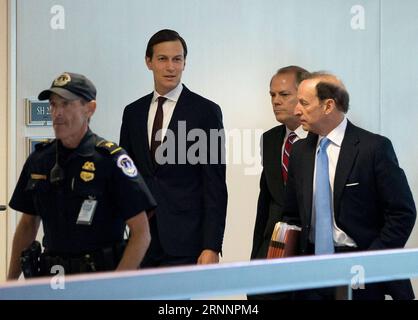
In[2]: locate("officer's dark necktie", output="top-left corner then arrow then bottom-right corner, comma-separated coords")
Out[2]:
281,131 -> 297,184
150,96 -> 167,162
314,137 -> 334,255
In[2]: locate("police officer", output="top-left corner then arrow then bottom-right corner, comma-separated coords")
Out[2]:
7,72 -> 157,279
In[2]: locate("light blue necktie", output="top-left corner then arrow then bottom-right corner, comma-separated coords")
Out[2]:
314,137 -> 334,255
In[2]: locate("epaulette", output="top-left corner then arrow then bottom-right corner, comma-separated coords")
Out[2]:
34,139 -> 55,151
95,139 -> 123,155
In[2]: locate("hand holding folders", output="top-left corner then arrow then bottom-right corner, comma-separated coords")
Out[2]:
267,222 -> 301,258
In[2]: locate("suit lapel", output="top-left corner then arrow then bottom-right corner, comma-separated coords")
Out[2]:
302,133 -> 318,223
333,121 -> 360,218
138,93 -> 154,172
166,84 -> 189,135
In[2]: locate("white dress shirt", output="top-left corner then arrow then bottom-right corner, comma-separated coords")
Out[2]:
147,83 -> 183,147
310,117 -> 357,247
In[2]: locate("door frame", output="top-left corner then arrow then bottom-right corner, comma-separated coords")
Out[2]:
0,0 -> 17,281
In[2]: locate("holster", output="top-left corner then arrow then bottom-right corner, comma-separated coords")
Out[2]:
20,241 -> 42,278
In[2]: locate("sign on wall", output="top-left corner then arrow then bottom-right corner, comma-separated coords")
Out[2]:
26,137 -> 54,156
25,99 -> 52,126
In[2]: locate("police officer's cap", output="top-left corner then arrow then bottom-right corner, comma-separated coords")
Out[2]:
38,72 -> 96,102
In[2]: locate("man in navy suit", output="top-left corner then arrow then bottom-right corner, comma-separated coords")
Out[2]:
249,66 -> 308,300
283,71 -> 416,299
120,29 -> 227,267
251,66 -> 308,262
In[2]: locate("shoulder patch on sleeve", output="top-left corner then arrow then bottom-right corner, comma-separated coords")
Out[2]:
116,154 -> 138,177
95,140 -> 123,155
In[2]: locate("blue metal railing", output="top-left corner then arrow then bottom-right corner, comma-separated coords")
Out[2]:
1,248 -> 417,300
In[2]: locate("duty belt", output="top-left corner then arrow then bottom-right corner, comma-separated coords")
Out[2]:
35,242 -> 126,277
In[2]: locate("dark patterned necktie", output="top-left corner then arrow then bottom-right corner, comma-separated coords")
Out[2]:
281,132 -> 297,184
150,96 -> 167,162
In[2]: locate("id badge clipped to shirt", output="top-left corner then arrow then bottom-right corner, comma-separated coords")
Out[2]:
76,199 -> 98,225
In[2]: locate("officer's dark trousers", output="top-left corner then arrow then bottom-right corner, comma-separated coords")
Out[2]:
140,216 -> 198,268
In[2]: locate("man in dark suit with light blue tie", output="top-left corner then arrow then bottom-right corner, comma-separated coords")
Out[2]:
119,29 -> 227,267
283,71 -> 416,299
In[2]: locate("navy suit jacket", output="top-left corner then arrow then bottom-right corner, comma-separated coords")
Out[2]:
283,120 -> 416,299
120,85 -> 228,257
251,125 -> 287,259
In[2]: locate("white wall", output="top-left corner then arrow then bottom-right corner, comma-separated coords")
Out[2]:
380,0 -> 418,291
7,0 -> 418,295
0,0 -> 9,281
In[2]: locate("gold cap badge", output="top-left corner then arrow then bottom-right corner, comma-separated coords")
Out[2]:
53,73 -> 71,87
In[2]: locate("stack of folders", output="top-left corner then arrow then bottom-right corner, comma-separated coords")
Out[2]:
267,222 -> 301,258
